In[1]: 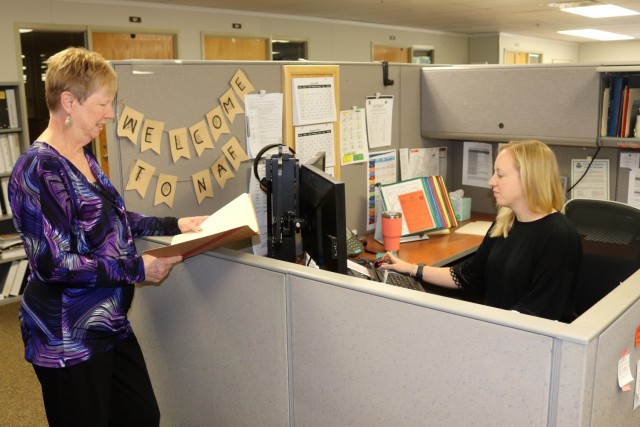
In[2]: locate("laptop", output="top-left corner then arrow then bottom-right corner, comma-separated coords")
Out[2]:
347,259 -> 426,293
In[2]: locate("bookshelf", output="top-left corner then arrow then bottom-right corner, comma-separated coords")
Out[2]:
597,65 -> 640,149
0,82 -> 28,302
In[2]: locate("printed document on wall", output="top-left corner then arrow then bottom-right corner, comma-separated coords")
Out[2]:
295,122 -> 336,170
340,108 -> 368,166
399,147 -> 446,180
365,95 -> 393,148
366,150 -> 397,231
292,77 -> 336,126
244,92 -> 283,158
571,159 -> 609,200
628,168 -> 640,209
462,141 -> 492,188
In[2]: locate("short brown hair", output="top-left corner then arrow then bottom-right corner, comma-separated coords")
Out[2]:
44,47 -> 117,112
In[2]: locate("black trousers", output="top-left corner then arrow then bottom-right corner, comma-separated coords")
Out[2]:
33,333 -> 160,427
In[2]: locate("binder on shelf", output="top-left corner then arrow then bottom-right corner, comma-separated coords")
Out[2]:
1,177 -> 12,216
0,90 -> 10,129
374,176 -> 458,244
5,89 -> 18,128
1,260 -> 19,298
607,76 -> 625,137
8,133 -> 20,165
0,133 -> 13,173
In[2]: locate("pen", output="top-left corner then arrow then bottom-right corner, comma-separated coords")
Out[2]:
383,269 -> 389,284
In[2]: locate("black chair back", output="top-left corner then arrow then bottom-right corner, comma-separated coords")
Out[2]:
564,199 -> 640,318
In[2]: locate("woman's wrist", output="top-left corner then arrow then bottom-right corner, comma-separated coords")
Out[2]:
414,263 -> 425,281
410,264 -> 417,277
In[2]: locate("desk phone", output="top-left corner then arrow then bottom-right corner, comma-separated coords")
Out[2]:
346,227 -> 365,257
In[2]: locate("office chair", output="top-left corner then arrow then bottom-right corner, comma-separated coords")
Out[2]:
564,198 -> 640,319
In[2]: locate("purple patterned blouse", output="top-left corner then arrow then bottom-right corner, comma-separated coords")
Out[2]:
8,141 -> 180,368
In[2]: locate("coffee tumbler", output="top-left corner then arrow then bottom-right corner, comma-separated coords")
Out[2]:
382,211 -> 403,253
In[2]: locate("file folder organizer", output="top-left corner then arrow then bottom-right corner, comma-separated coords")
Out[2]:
376,176 -> 458,241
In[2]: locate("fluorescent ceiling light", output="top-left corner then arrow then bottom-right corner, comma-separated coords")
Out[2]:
561,4 -> 639,18
557,29 -> 634,40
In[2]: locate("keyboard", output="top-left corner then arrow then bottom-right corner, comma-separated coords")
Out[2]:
373,269 -> 424,292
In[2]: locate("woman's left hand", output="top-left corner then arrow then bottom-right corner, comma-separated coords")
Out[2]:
178,216 -> 209,233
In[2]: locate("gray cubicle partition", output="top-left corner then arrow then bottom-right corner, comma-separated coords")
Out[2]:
131,237 -> 640,426
107,60 -> 432,237
109,60 -> 640,425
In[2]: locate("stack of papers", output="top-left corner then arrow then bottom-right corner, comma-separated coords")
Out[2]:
454,221 -> 493,236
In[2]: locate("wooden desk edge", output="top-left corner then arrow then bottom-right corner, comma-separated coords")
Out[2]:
361,212 -> 494,267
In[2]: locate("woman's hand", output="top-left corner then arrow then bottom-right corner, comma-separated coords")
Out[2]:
142,254 -> 183,283
377,251 -> 415,276
178,216 -> 209,233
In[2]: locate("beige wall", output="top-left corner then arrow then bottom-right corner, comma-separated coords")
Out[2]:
0,0 -> 468,83
579,40 -> 640,63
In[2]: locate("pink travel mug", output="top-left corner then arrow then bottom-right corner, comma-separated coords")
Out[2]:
382,211 -> 403,252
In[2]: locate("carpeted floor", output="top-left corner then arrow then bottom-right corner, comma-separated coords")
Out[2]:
0,300 -> 48,427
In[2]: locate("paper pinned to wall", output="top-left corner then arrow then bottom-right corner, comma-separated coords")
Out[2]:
571,158 -> 609,201
462,141 -> 492,188
399,147 -> 447,180
365,95 -> 393,148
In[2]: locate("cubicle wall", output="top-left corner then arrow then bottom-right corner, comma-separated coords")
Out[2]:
110,60 -> 640,425
107,60 -> 434,237
108,60 -> 627,236
131,237 -> 640,426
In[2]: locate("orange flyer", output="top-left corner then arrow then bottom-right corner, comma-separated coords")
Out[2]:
398,190 -> 435,233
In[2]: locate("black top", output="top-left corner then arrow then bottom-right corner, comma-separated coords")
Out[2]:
452,212 -> 581,321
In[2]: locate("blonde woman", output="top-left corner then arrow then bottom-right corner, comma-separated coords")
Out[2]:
380,140 -> 581,321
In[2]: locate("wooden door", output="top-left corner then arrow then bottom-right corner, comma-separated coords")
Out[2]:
203,36 -> 270,60
372,45 -> 410,63
91,32 -> 176,177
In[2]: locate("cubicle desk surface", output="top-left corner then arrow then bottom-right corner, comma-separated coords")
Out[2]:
361,212 -> 494,267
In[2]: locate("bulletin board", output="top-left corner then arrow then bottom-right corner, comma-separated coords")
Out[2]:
282,65 -> 341,178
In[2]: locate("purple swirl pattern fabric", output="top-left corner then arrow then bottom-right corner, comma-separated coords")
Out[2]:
9,142 -> 179,367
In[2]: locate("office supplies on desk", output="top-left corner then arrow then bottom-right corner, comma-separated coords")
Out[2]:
347,259 -> 425,292
381,211 -> 402,252
346,227 -> 365,257
454,221 -> 493,236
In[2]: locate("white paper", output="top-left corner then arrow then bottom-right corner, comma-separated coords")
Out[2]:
399,147 -> 445,180
462,141 -> 493,188
250,163 -> 269,256
627,168 -> 640,209
365,95 -> 393,148
618,351 -> 634,389
620,152 -> 640,169
347,259 -> 371,278
454,221 -> 493,236
366,150 -> 398,231
292,77 -> 336,126
339,108 -> 368,166
294,122 -> 335,168
570,159 -> 610,201
244,92 -> 283,158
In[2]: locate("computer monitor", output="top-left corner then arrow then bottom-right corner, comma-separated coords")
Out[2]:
298,159 -> 347,274
306,151 -> 326,172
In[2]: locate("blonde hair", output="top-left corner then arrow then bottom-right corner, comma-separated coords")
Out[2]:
490,140 -> 565,238
45,47 -> 117,112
